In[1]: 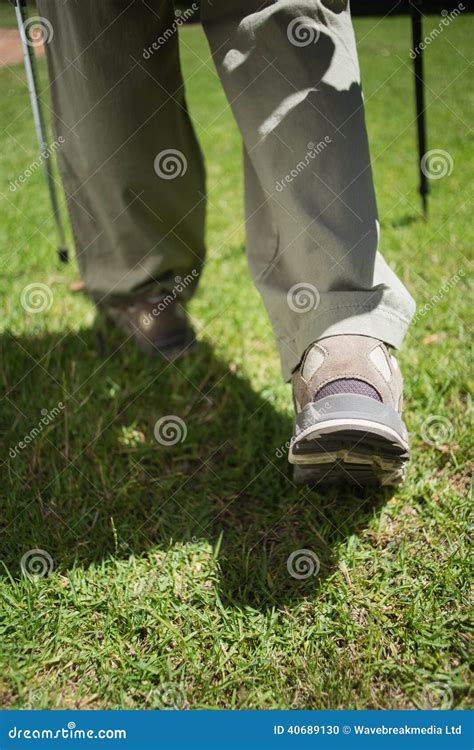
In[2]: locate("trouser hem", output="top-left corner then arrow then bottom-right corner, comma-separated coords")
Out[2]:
278,306 -> 413,382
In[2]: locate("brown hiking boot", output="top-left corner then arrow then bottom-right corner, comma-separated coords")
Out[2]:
100,294 -> 196,361
290,335 -> 409,487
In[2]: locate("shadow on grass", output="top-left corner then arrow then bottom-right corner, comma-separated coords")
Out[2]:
385,214 -> 421,228
1,323 -> 391,609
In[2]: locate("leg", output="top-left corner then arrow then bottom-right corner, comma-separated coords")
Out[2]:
202,0 -> 415,485
36,0 -> 206,304
201,0 -> 415,381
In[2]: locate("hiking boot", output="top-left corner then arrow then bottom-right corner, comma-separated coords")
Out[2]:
100,294 -> 196,361
290,335 -> 409,486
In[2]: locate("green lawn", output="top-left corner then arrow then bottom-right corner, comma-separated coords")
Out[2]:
0,17 -> 472,710
0,4 -> 18,30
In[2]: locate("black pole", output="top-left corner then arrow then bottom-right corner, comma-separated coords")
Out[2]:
410,0 -> 429,218
10,0 -> 69,262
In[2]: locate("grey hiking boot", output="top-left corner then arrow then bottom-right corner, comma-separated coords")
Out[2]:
100,294 -> 196,361
290,335 -> 410,486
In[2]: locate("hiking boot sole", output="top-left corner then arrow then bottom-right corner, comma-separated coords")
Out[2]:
289,394 -> 409,487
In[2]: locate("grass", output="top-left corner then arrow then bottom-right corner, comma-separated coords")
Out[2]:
0,16 -> 472,710
0,3 -> 18,30
0,1 -> 39,29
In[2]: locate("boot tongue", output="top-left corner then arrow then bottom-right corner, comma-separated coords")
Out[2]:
314,378 -> 382,403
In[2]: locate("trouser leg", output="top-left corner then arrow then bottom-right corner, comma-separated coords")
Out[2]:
201,0 -> 415,380
36,0 -> 206,303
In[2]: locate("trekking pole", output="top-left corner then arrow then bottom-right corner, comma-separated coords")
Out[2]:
410,0 -> 429,219
11,0 -> 69,262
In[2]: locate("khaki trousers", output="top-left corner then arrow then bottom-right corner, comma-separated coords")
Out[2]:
37,0 -> 415,379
